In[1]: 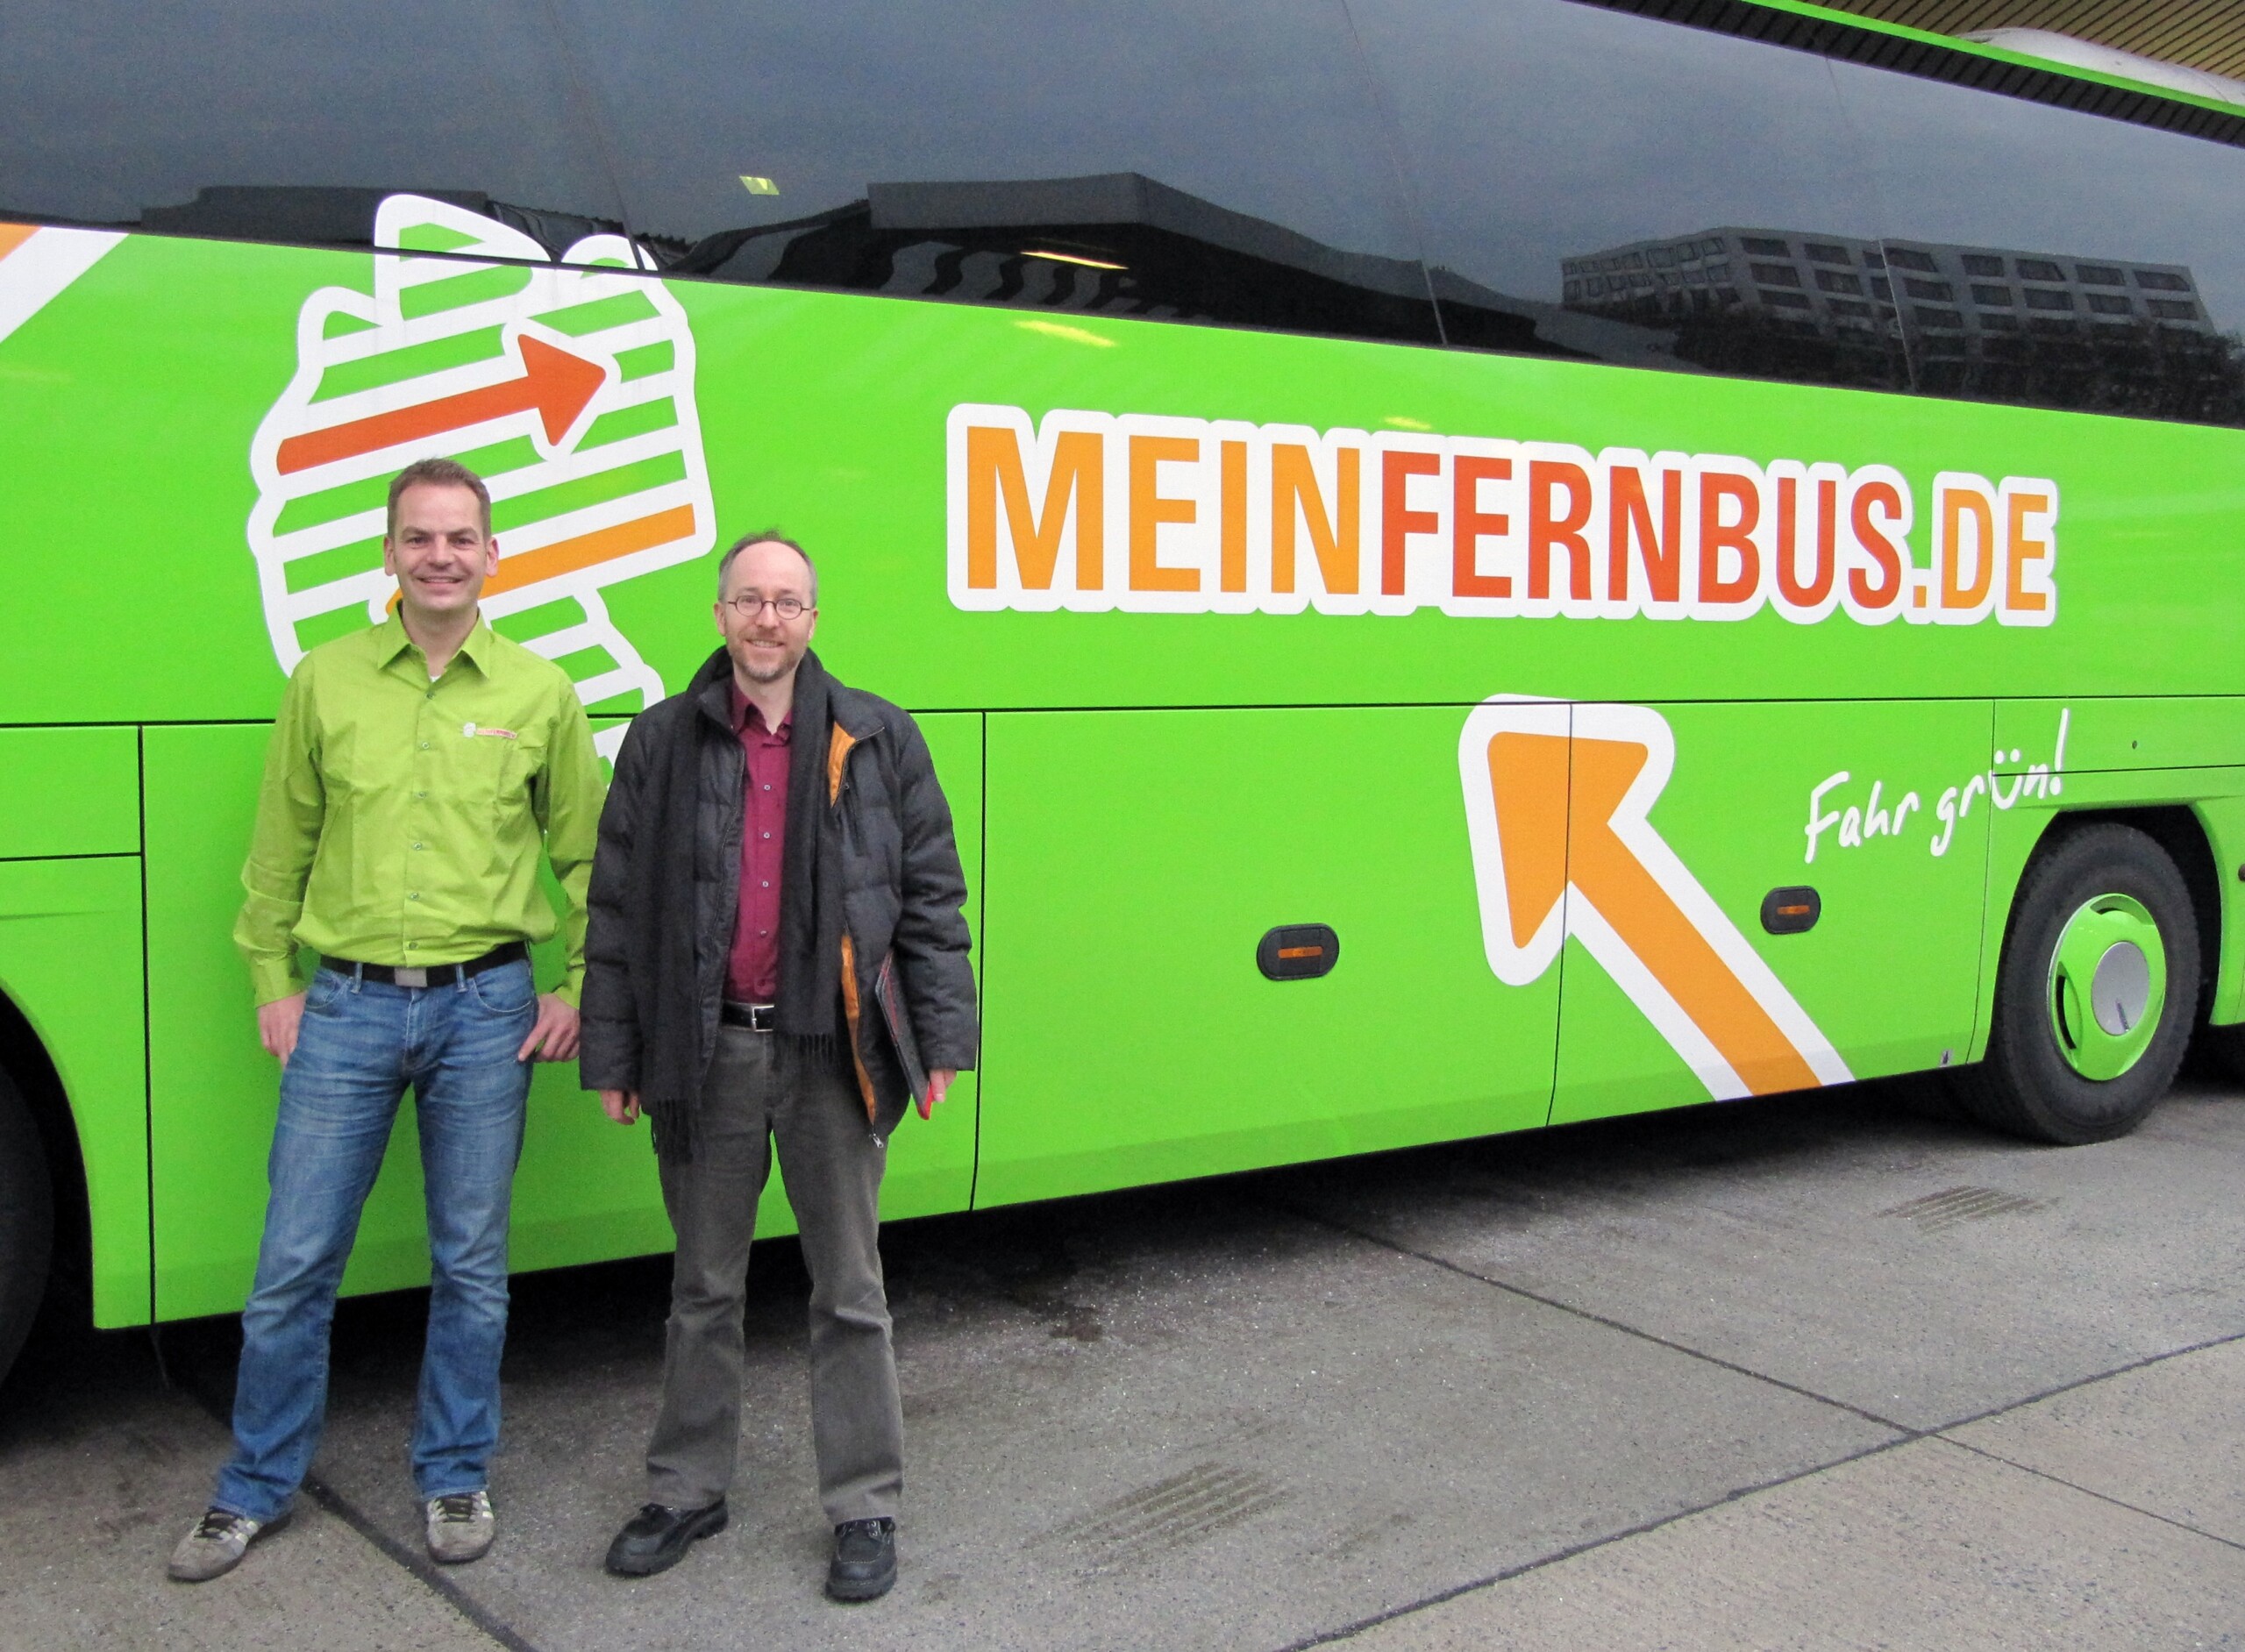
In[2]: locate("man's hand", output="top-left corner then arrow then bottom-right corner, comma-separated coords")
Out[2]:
517,993 -> 581,1063
918,1068 -> 958,1122
600,1089 -> 642,1125
257,993 -> 307,1067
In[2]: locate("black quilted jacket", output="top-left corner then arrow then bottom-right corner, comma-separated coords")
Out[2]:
579,648 -> 979,1139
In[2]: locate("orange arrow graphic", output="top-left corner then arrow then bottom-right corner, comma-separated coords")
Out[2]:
1487,730 -> 1570,951
1460,700 -> 1848,1100
275,333 -> 605,474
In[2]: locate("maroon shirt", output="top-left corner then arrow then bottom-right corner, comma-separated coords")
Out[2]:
725,686 -> 790,1003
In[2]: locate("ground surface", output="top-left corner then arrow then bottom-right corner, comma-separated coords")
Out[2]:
5,1073 -> 2243,1650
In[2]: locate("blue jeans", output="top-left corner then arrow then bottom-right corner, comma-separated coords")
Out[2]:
214,960 -> 536,1522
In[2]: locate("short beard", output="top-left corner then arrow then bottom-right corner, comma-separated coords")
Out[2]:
738,652 -> 795,684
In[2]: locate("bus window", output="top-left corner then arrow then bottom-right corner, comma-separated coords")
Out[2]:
545,0 -> 1442,346
0,0 -> 626,260
1346,0 -> 1906,391
1829,59 -> 2245,428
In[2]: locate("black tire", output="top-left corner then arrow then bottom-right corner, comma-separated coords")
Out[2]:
1958,822 -> 2199,1145
0,1067 -> 54,1383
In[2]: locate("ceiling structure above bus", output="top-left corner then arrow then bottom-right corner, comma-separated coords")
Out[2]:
1797,0 -> 2245,84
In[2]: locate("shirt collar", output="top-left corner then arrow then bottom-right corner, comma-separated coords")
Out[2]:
453,616 -> 496,673
729,681 -> 792,737
374,609 -> 495,676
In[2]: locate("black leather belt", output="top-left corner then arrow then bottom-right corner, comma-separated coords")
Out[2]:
322,941 -> 527,990
721,1000 -> 778,1031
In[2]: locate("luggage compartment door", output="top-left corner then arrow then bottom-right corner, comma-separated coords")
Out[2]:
976,707 -> 1561,1206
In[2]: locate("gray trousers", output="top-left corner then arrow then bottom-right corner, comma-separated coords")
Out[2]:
645,1026 -> 903,1524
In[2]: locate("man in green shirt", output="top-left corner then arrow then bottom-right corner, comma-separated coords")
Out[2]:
169,458 -> 602,1584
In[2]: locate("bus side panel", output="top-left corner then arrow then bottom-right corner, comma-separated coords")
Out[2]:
975,707 -> 1561,1209
1994,697 -> 2245,777
868,710 -> 982,1220
1550,701 -> 1994,1125
1993,695 -> 2235,1032
0,726 -> 148,1321
0,727 -> 140,858
1989,698 -> 2245,1029
2201,794 -> 2245,1027
0,232 -> 304,729
145,724 -> 281,1318
0,857 -> 148,1325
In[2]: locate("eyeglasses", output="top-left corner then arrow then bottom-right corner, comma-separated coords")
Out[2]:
723,592 -> 812,621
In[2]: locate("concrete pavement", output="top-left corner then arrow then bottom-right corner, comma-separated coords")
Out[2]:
4,1072 -> 2241,1649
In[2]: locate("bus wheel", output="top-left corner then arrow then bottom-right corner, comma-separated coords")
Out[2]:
0,1067 -> 54,1381
1960,823 -> 2199,1145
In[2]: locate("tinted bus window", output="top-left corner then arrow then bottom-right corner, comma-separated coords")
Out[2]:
1346,0 -> 1905,390
1,1 -> 625,259
1830,61 -> 2245,427
546,0 -> 1440,345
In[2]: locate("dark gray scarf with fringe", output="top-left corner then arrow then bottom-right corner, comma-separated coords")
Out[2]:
638,648 -> 846,1162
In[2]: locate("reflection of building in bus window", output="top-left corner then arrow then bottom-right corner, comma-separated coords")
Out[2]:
657,151 -> 1736,384
545,0 -> 1436,348
1560,225 -> 2243,423
1559,226 -> 1907,392
654,172 -> 1444,348
656,168 -> 1697,370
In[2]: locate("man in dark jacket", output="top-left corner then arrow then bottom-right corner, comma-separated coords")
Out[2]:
580,532 -> 977,1600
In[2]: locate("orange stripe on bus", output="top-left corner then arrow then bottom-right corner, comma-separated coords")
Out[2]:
0,223 -> 39,262
482,505 -> 695,597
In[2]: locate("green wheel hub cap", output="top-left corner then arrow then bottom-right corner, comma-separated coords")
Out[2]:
2047,893 -> 2167,1080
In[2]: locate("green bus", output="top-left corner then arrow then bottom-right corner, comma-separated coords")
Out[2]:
5,0 -> 2245,1378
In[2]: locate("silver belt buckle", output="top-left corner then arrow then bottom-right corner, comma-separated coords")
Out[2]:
394,966 -> 429,989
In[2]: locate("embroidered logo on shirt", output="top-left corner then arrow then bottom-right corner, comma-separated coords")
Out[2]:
462,723 -> 518,740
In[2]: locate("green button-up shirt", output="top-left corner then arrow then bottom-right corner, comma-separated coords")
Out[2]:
234,612 -> 604,1007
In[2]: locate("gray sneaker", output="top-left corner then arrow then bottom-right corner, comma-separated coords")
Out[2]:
425,1491 -> 495,1564
167,1507 -> 289,1583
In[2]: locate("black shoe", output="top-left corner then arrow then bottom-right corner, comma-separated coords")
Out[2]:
604,1499 -> 729,1577
826,1517 -> 896,1602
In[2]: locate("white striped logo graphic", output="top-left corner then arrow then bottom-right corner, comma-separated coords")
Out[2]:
247,196 -> 713,755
